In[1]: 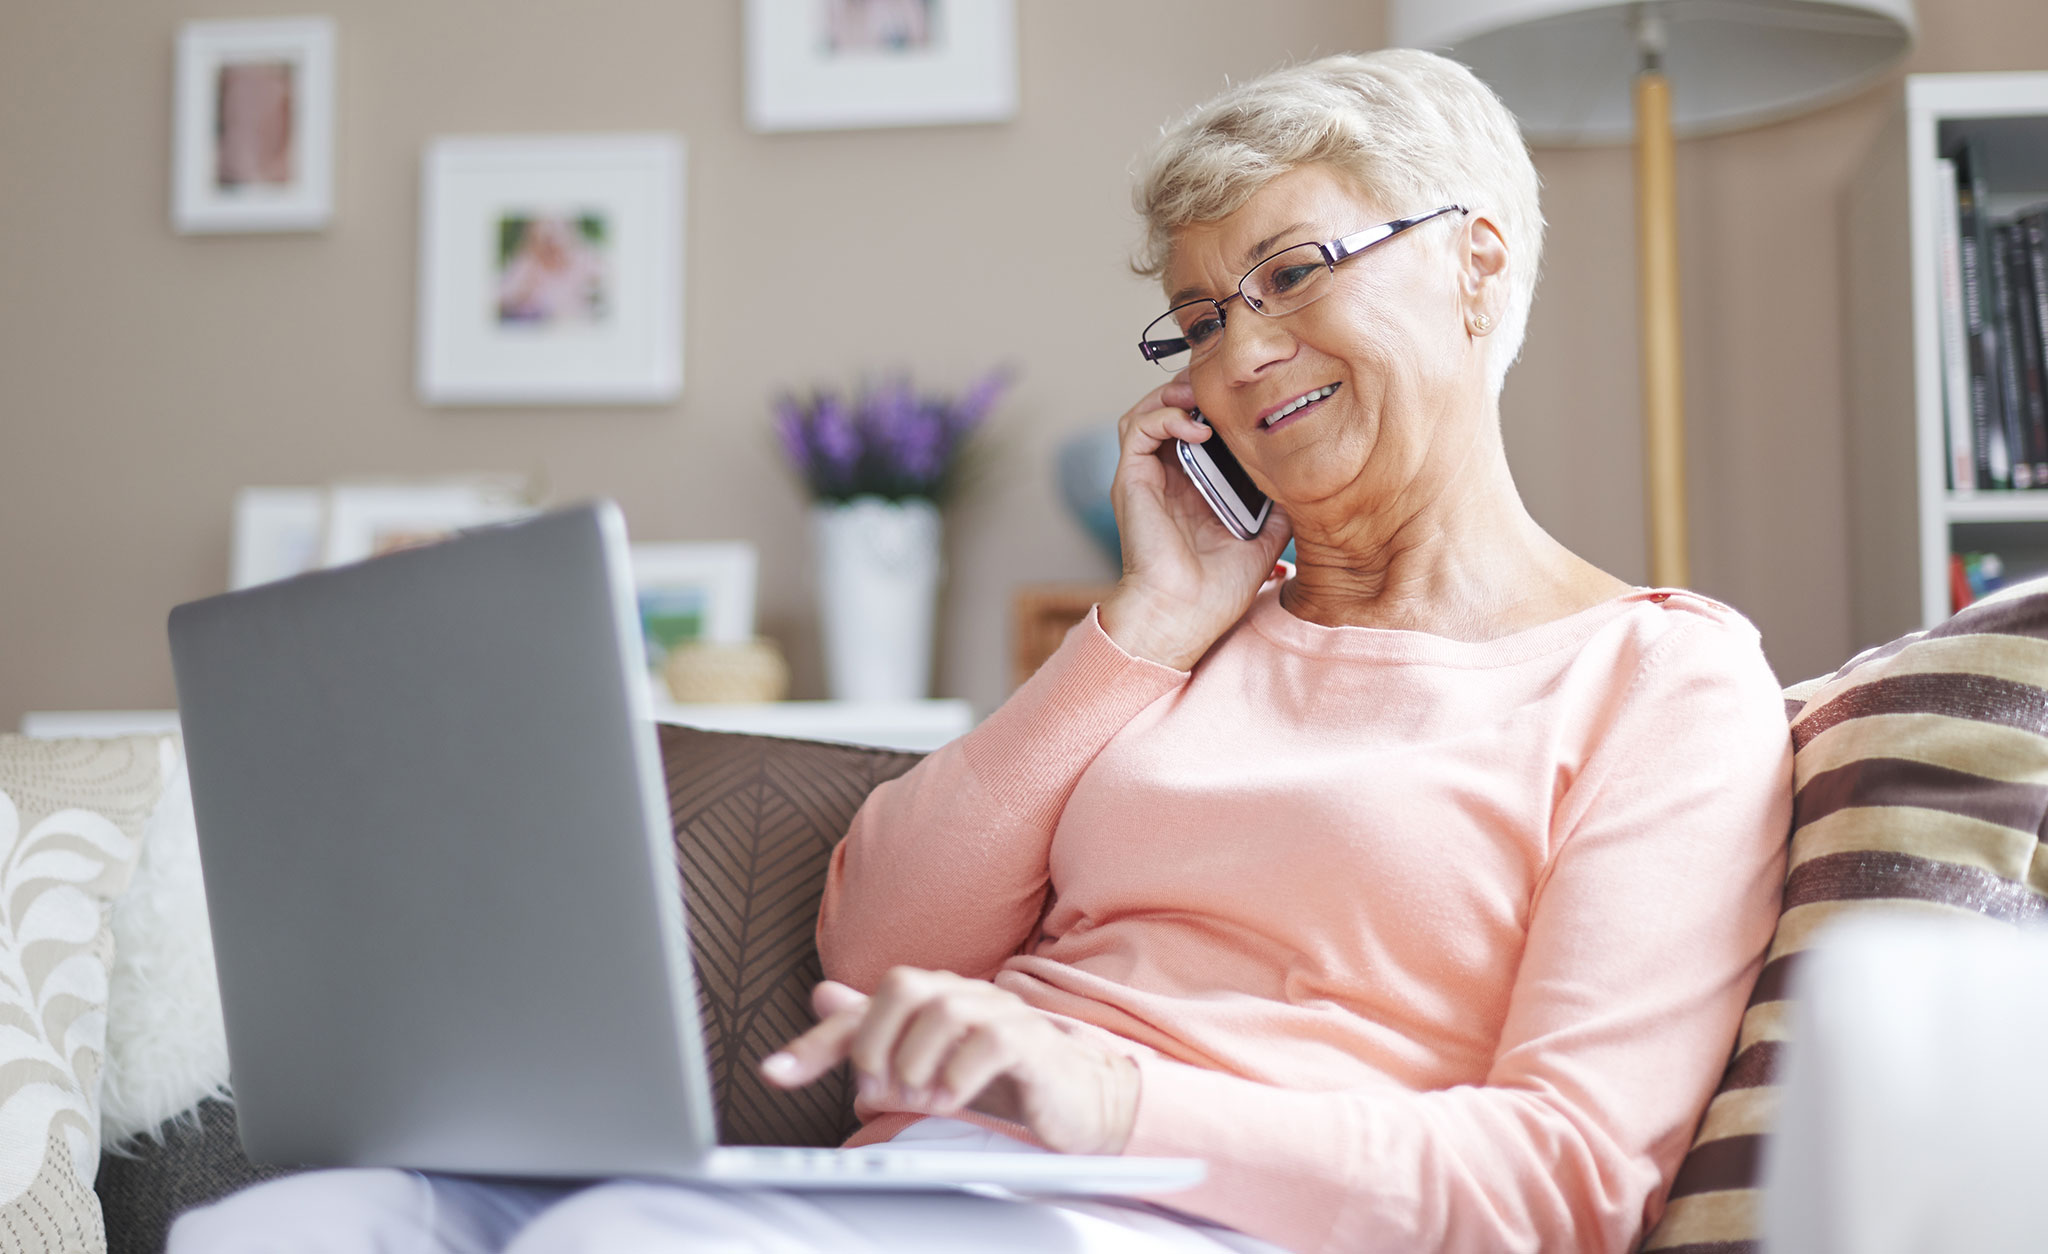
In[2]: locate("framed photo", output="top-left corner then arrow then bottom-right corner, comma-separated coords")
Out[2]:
319,480 -> 535,567
745,0 -> 1017,132
418,135 -> 684,405
229,486 -> 326,590
173,17 -> 335,233
631,543 -> 758,676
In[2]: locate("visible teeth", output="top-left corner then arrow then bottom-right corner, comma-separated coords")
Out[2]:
1265,384 -> 1337,426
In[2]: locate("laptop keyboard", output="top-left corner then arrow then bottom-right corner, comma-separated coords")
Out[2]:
706,1146 -> 904,1178
696,1145 -> 1206,1194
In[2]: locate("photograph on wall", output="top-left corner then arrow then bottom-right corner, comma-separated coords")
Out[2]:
215,61 -> 295,187
173,17 -> 335,233
826,0 -> 935,53
496,212 -> 611,326
418,135 -> 683,405
630,543 -> 759,676
746,0 -> 1016,132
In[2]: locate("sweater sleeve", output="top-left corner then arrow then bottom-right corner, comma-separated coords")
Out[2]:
1121,614 -> 1794,1254
817,607 -> 1187,991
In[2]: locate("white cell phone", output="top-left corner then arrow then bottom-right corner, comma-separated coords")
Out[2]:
1174,410 -> 1271,540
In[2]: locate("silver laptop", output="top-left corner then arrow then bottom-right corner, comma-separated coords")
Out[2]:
167,501 -> 1202,1195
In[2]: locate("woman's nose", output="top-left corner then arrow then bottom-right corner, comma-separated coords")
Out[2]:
1214,305 -> 1298,380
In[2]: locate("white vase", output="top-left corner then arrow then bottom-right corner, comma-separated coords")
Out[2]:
813,496 -> 942,702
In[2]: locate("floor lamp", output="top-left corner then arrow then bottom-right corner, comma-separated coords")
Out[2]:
1390,0 -> 1915,588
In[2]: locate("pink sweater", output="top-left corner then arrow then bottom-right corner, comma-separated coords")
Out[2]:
817,582 -> 1792,1254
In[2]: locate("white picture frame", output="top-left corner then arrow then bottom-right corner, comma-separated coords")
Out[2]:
745,0 -> 1017,133
230,486 -> 327,590
418,134 -> 684,405
319,480 -> 535,567
173,17 -> 335,233
630,543 -> 759,677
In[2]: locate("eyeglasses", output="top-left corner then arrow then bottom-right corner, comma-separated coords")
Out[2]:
1137,205 -> 1469,371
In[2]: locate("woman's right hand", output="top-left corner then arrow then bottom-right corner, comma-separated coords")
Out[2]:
1098,376 -> 1292,671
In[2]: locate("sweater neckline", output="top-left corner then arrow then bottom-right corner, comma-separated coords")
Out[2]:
1246,581 -> 1674,668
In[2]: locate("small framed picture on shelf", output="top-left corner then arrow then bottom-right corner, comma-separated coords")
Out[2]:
319,479 -> 536,567
418,134 -> 684,405
744,0 -> 1017,132
630,543 -> 759,676
229,487 -> 327,590
173,17 -> 335,233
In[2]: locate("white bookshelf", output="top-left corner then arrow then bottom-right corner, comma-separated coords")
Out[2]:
1846,72 -> 2048,650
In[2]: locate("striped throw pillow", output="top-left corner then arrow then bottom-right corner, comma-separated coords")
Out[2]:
1641,578 -> 2048,1254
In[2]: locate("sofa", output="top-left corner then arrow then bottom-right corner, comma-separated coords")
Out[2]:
52,578 -> 2048,1252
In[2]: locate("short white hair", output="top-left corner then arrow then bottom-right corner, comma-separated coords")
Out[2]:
1133,49 -> 1545,396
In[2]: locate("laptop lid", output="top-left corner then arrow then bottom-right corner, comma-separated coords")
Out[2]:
169,502 -> 718,1176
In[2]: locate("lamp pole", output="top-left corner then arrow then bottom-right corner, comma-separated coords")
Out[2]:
1634,4 -> 1689,589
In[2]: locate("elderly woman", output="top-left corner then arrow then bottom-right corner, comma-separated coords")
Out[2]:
171,48 -> 1789,1254
760,46 -> 1791,1252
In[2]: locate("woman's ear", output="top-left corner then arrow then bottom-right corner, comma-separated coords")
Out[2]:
1461,215 -> 1510,337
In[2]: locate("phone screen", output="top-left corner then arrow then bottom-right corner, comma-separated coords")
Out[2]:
1193,412 -> 1269,513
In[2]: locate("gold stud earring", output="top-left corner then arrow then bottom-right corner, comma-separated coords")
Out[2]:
1473,313 -> 1492,333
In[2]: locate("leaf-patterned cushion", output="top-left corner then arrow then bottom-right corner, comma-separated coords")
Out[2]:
1641,578 -> 2048,1253
655,724 -> 922,1150
0,735 -> 161,1254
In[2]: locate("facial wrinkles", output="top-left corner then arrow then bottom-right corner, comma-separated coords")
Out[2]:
1263,272 -> 1410,504
1284,250 -> 1476,554
1353,305 -> 1504,568
1293,390 -> 1488,606
1284,349 -> 1407,540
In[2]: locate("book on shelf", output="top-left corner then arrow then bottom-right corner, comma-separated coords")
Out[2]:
1934,156 -> 1976,491
2008,221 -> 2048,486
2021,208 -> 2048,492
1988,222 -> 2036,485
1950,551 -> 2008,613
1952,144 -> 2011,489
1939,143 -> 2048,492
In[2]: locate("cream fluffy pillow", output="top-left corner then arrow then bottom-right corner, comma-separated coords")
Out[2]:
0,734 -> 159,1254
99,736 -> 230,1150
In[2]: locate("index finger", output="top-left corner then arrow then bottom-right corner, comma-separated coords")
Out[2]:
759,1001 -> 864,1089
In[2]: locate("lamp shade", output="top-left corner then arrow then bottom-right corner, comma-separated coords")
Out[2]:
1389,0 -> 1916,144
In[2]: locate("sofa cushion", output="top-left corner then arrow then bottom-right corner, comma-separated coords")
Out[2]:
655,724 -> 922,1149
102,736 -> 230,1151
0,735 -> 162,1254
1642,579 -> 2048,1254
95,1099 -> 287,1254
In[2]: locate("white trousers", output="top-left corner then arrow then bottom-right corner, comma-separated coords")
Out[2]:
167,1119 -> 1287,1254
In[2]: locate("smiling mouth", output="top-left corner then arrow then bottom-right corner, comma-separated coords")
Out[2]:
1262,383 -> 1341,429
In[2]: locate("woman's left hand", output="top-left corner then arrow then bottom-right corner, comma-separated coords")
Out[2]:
757,969 -> 1139,1155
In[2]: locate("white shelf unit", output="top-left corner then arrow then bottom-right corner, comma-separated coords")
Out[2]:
647,697 -> 974,753
20,699 -> 976,754
1846,72 -> 2048,650
1943,491 -> 2048,524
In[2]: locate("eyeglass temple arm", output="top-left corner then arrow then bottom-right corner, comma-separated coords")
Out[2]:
1326,204 -> 1469,263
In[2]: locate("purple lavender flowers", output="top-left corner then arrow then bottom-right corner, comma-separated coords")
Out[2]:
775,368 -> 1010,503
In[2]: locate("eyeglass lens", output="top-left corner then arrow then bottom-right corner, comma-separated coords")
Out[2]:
1140,242 -> 1335,370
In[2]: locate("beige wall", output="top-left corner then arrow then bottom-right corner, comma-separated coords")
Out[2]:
4,1 -> 2047,730
1508,0 -> 2048,688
